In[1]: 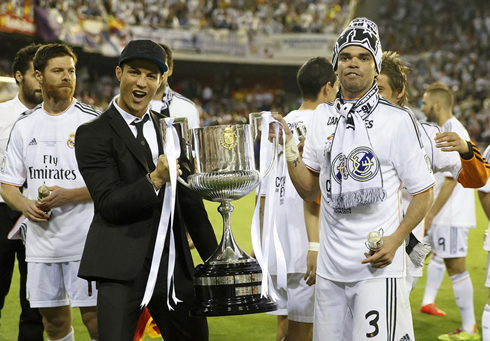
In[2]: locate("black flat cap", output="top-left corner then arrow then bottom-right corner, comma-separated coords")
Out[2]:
118,40 -> 168,73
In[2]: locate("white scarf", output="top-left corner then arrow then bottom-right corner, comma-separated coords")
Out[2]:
326,83 -> 386,209
160,85 -> 174,116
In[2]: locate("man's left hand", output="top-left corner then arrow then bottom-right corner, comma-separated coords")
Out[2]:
304,250 -> 318,286
38,186 -> 71,210
361,234 -> 403,268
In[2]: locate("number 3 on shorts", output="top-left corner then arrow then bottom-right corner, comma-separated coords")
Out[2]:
365,310 -> 380,338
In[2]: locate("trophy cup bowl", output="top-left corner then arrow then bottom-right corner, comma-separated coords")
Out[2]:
175,119 -> 277,316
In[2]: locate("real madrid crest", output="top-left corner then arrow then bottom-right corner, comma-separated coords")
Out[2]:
220,127 -> 238,150
67,133 -> 75,148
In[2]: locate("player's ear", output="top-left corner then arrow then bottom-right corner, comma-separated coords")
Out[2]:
15,70 -> 23,84
34,70 -> 43,84
115,66 -> 122,82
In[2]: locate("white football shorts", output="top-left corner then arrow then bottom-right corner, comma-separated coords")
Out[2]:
428,225 -> 469,258
268,273 -> 315,323
27,261 -> 97,308
313,276 -> 413,341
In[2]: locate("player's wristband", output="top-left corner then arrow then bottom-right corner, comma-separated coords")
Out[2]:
308,242 -> 320,251
285,137 -> 299,162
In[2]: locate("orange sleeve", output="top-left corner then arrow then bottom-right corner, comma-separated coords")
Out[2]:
457,141 -> 490,188
315,195 -> 321,206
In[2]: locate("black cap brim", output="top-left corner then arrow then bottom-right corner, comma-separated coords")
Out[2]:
119,56 -> 168,74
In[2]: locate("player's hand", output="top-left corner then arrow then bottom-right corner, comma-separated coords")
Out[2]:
23,199 -> 49,222
434,132 -> 469,155
151,155 -> 181,188
269,114 -> 293,145
304,250 -> 318,286
38,186 -> 71,210
424,214 -> 434,236
361,234 -> 403,268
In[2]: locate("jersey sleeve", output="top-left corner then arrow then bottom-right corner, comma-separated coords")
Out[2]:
0,123 -> 27,186
391,113 -> 435,195
456,141 -> 490,188
302,110 -> 321,173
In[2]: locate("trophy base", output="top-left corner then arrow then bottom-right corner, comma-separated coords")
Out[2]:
191,261 -> 277,317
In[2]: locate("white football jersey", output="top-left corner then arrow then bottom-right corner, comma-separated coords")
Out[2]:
302,98 -> 435,283
0,99 -> 97,262
0,95 -> 29,203
431,117 -> 475,228
260,109 -> 314,274
150,89 -> 200,129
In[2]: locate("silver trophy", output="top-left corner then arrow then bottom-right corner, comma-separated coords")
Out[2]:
173,113 -> 278,316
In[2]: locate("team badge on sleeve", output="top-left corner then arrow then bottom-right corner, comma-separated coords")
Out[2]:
1,155 -> 6,173
67,133 -> 75,148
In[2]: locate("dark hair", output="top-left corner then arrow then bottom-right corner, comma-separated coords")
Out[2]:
426,82 -> 454,108
297,57 -> 337,101
12,44 -> 42,84
380,51 -> 412,106
159,43 -> 173,70
33,43 -> 78,72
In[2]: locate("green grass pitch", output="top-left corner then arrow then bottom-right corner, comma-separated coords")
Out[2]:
1,192 -> 488,341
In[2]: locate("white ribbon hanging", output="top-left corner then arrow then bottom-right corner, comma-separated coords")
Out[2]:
141,117 -> 182,310
250,112 -> 288,299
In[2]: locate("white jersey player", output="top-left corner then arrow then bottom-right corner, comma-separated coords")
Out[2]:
420,83 -> 479,340
275,18 -> 435,341
0,44 -> 98,341
260,57 -> 338,341
150,43 -> 200,128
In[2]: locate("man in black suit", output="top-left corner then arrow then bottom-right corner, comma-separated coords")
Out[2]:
75,40 -> 217,341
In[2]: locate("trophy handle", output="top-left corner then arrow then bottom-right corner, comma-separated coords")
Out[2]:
249,112 -> 279,178
161,117 -> 194,188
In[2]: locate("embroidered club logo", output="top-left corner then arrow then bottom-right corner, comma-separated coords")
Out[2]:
347,146 -> 379,182
220,127 -> 238,150
332,153 -> 349,184
424,154 -> 433,173
67,133 -> 75,148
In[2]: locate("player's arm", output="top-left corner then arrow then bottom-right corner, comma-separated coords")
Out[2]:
1,183 -> 49,222
435,132 -> 489,188
362,187 -> 434,268
303,199 -> 320,285
424,177 -> 457,235
37,186 -> 92,211
272,114 -> 320,202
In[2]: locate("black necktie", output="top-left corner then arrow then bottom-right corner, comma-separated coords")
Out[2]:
132,115 -> 155,172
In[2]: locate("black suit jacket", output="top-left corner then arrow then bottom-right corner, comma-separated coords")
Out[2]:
75,104 -> 217,285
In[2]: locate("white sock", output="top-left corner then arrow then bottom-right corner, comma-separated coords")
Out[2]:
482,304 -> 490,341
48,327 -> 75,341
422,255 -> 446,306
451,271 -> 476,333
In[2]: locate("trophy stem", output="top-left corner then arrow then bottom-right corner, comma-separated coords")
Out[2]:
206,200 -> 252,265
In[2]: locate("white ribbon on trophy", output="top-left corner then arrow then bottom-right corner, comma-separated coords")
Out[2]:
141,117 -> 182,310
251,112 -> 287,299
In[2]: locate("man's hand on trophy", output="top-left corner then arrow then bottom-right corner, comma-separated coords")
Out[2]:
37,186 -> 71,210
23,199 -> 50,222
270,114 -> 292,145
361,234 -> 401,269
151,155 -> 182,189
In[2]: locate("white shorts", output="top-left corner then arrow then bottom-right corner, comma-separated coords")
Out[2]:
313,276 -> 413,341
268,273 -> 315,323
27,261 -> 97,308
428,225 -> 469,258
